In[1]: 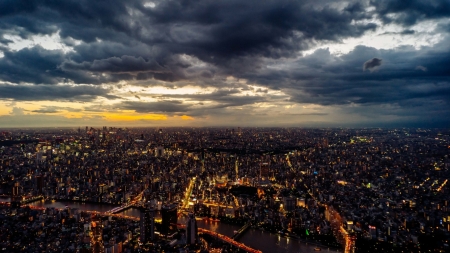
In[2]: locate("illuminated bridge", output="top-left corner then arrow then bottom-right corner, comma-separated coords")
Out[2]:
106,187 -> 147,214
231,222 -> 251,240
26,205 -> 140,221
176,224 -> 262,253
4,202 -> 261,253
106,204 -> 133,214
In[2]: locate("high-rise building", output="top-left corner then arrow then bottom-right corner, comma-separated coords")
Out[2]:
161,203 -> 178,236
186,213 -> 198,245
91,217 -> 104,253
140,206 -> 155,243
260,162 -> 270,179
12,181 -> 20,196
36,175 -> 44,194
235,157 -> 239,181
11,181 -> 21,207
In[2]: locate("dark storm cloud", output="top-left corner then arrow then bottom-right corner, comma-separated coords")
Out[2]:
370,0 -> 450,25
0,46 -> 120,85
380,29 -> 416,35
0,0 -> 449,126
61,55 -> 166,74
363,58 -> 382,71
0,0 -> 379,86
141,0 -> 377,66
0,83 -> 114,101
400,29 -> 415,35
0,46 -> 65,84
118,88 -> 277,116
259,44 -> 450,126
152,88 -> 272,108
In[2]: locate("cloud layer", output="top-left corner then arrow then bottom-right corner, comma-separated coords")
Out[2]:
0,0 -> 450,127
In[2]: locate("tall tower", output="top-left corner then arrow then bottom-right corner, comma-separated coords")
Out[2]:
36,175 -> 44,195
91,217 -> 104,253
140,206 -> 155,243
186,213 -> 198,245
235,157 -> 239,181
260,162 -> 269,179
11,181 -> 21,208
161,203 -> 178,236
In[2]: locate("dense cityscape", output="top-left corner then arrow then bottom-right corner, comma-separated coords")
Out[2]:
0,127 -> 449,252
2,0 -> 450,252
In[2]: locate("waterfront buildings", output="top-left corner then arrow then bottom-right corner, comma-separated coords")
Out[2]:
161,203 -> 178,237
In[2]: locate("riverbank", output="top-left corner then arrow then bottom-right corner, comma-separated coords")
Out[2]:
0,197 -> 340,253
217,216 -> 342,251
53,198 -> 120,207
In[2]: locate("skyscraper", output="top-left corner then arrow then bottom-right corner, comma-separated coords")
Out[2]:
140,206 -> 155,243
260,162 -> 269,179
161,203 -> 178,236
36,175 -> 44,194
91,216 -> 104,253
11,181 -> 21,208
186,213 -> 198,245
235,157 -> 239,181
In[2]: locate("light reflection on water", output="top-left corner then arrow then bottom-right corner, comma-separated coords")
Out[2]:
239,228 -> 341,253
0,198 -> 340,253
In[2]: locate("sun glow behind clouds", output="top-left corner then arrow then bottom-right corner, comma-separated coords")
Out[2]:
102,112 -> 167,121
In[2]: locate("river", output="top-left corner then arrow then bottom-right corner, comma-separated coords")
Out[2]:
0,197 -> 340,253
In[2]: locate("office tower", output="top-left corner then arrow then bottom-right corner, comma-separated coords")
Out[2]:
91,217 -> 104,253
12,181 -> 20,197
235,157 -> 239,181
161,203 -> 178,236
36,175 -> 44,194
11,181 -> 21,208
140,206 -> 155,243
186,213 -> 198,245
260,162 -> 269,179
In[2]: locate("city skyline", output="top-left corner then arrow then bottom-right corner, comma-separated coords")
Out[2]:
0,0 -> 449,128
1,127 -> 449,252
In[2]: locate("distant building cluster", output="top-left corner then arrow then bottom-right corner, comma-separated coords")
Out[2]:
0,205 -> 136,253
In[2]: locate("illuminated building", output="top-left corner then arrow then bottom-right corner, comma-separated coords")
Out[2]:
98,184 -> 107,194
161,203 -> 178,236
11,181 -> 21,208
260,162 -> 269,179
91,217 -> 104,253
235,157 -> 239,181
186,213 -> 198,245
215,175 -> 227,188
140,206 -> 155,243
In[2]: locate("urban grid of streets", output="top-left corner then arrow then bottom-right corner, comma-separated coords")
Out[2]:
0,127 -> 449,253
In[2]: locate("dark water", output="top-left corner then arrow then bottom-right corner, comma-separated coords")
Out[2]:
0,197 -> 340,253
0,197 -> 119,213
239,228 -> 341,253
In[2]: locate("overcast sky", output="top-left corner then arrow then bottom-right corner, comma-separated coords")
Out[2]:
0,0 -> 449,128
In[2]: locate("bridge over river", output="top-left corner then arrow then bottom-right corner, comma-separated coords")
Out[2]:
0,197 -> 341,253
232,222 -> 252,240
